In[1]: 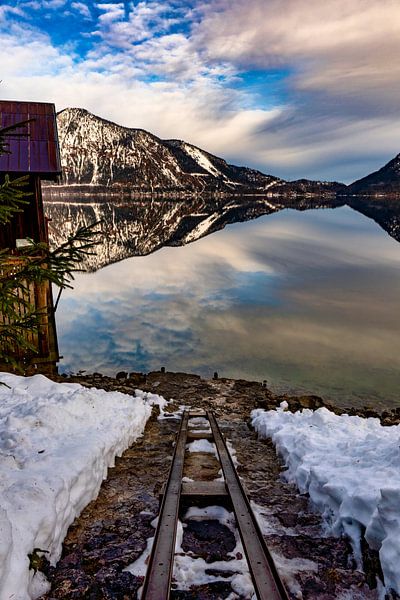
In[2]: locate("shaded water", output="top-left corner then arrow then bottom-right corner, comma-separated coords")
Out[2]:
56,205 -> 400,409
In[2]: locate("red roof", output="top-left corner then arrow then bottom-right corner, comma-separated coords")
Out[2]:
0,100 -> 61,179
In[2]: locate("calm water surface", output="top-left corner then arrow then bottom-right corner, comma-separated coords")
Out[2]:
56,206 -> 400,409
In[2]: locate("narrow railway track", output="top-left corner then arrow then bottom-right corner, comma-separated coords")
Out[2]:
142,410 -> 289,600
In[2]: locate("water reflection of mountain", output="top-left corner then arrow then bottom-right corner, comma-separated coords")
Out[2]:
44,193 -> 400,271
347,198 -> 400,245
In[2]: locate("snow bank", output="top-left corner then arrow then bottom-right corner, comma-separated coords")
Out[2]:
0,373 -> 163,600
251,405 -> 400,595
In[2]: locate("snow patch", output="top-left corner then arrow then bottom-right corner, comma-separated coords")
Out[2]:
227,440 -> 240,467
126,504 -> 255,598
186,439 -> 217,455
158,404 -> 190,421
251,406 -> 400,595
188,417 -> 209,428
271,552 -> 318,599
173,505 -> 254,597
0,373 -> 159,600
182,143 -> 222,178
134,388 -> 169,416
184,505 -> 232,526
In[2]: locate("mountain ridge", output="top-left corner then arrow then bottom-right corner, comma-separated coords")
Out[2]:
54,108 -> 344,194
53,107 -> 400,196
346,154 -> 400,194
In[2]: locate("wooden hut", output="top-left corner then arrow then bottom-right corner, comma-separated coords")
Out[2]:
0,100 -> 61,374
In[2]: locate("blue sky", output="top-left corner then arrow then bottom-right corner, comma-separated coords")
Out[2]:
1,0 -> 400,182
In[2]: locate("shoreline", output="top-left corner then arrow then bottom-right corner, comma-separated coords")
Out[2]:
52,368 -> 400,426
43,367 -> 398,597
2,369 -> 396,596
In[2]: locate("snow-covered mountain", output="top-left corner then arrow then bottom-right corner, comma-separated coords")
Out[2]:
346,154 -> 400,194
55,108 -> 346,195
54,107 -> 400,197
56,108 -> 282,192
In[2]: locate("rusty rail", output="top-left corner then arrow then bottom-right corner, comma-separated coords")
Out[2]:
141,410 -> 289,600
208,411 -> 289,600
141,411 -> 189,599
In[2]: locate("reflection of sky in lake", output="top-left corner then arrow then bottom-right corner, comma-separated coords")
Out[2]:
56,206 -> 400,409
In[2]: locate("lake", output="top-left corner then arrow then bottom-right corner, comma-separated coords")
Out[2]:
55,204 -> 400,409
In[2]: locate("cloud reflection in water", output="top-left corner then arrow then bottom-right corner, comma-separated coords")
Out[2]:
56,206 -> 400,408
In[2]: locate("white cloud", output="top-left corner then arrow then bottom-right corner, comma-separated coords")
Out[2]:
0,26 -> 278,169
71,1 -> 92,19
23,0 -> 68,8
111,1 -> 180,43
44,0 -> 67,7
189,0 -> 400,179
96,2 -> 125,25
0,5 -> 26,19
90,1 -> 204,83
0,30 -> 73,76
1,0 -> 400,181
195,0 -> 400,75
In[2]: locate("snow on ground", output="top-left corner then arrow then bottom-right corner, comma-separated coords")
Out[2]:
182,143 -> 222,179
251,404 -> 400,595
0,373 -> 165,600
126,505 -> 255,599
173,506 -> 255,599
158,404 -> 191,421
227,440 -> 240,468
186,439 -> 217,455
188,416 -> 210,429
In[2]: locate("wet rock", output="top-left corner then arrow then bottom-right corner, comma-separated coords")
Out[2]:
29,548 -> 51,577
361,535 -> 384,589
181,520 -> 236,562
362,407 -> 380,419
116,371 -> 128,380
204,569 -> 238,579
294,395 -> 325,410
170,581 -> 233,599
184,452 -> 221,481
276,510 -> 299,528
302,577 -> 327,596
267,533 -> 355,570
91,569 -> 142,599
128,372 -> 146,385
46,568 -> 92,598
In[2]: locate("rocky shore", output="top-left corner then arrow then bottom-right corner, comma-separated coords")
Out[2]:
53,368 -> 400,426
38,369 -> 399,599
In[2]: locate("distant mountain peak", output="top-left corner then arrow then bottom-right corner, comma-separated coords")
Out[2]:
346,153 -> 400,194
54,107 -> 342,194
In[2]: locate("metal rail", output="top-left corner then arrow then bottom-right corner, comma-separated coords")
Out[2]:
141,410 -> 189,599
142,410 -> 289,600
207,411 -> 289,600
